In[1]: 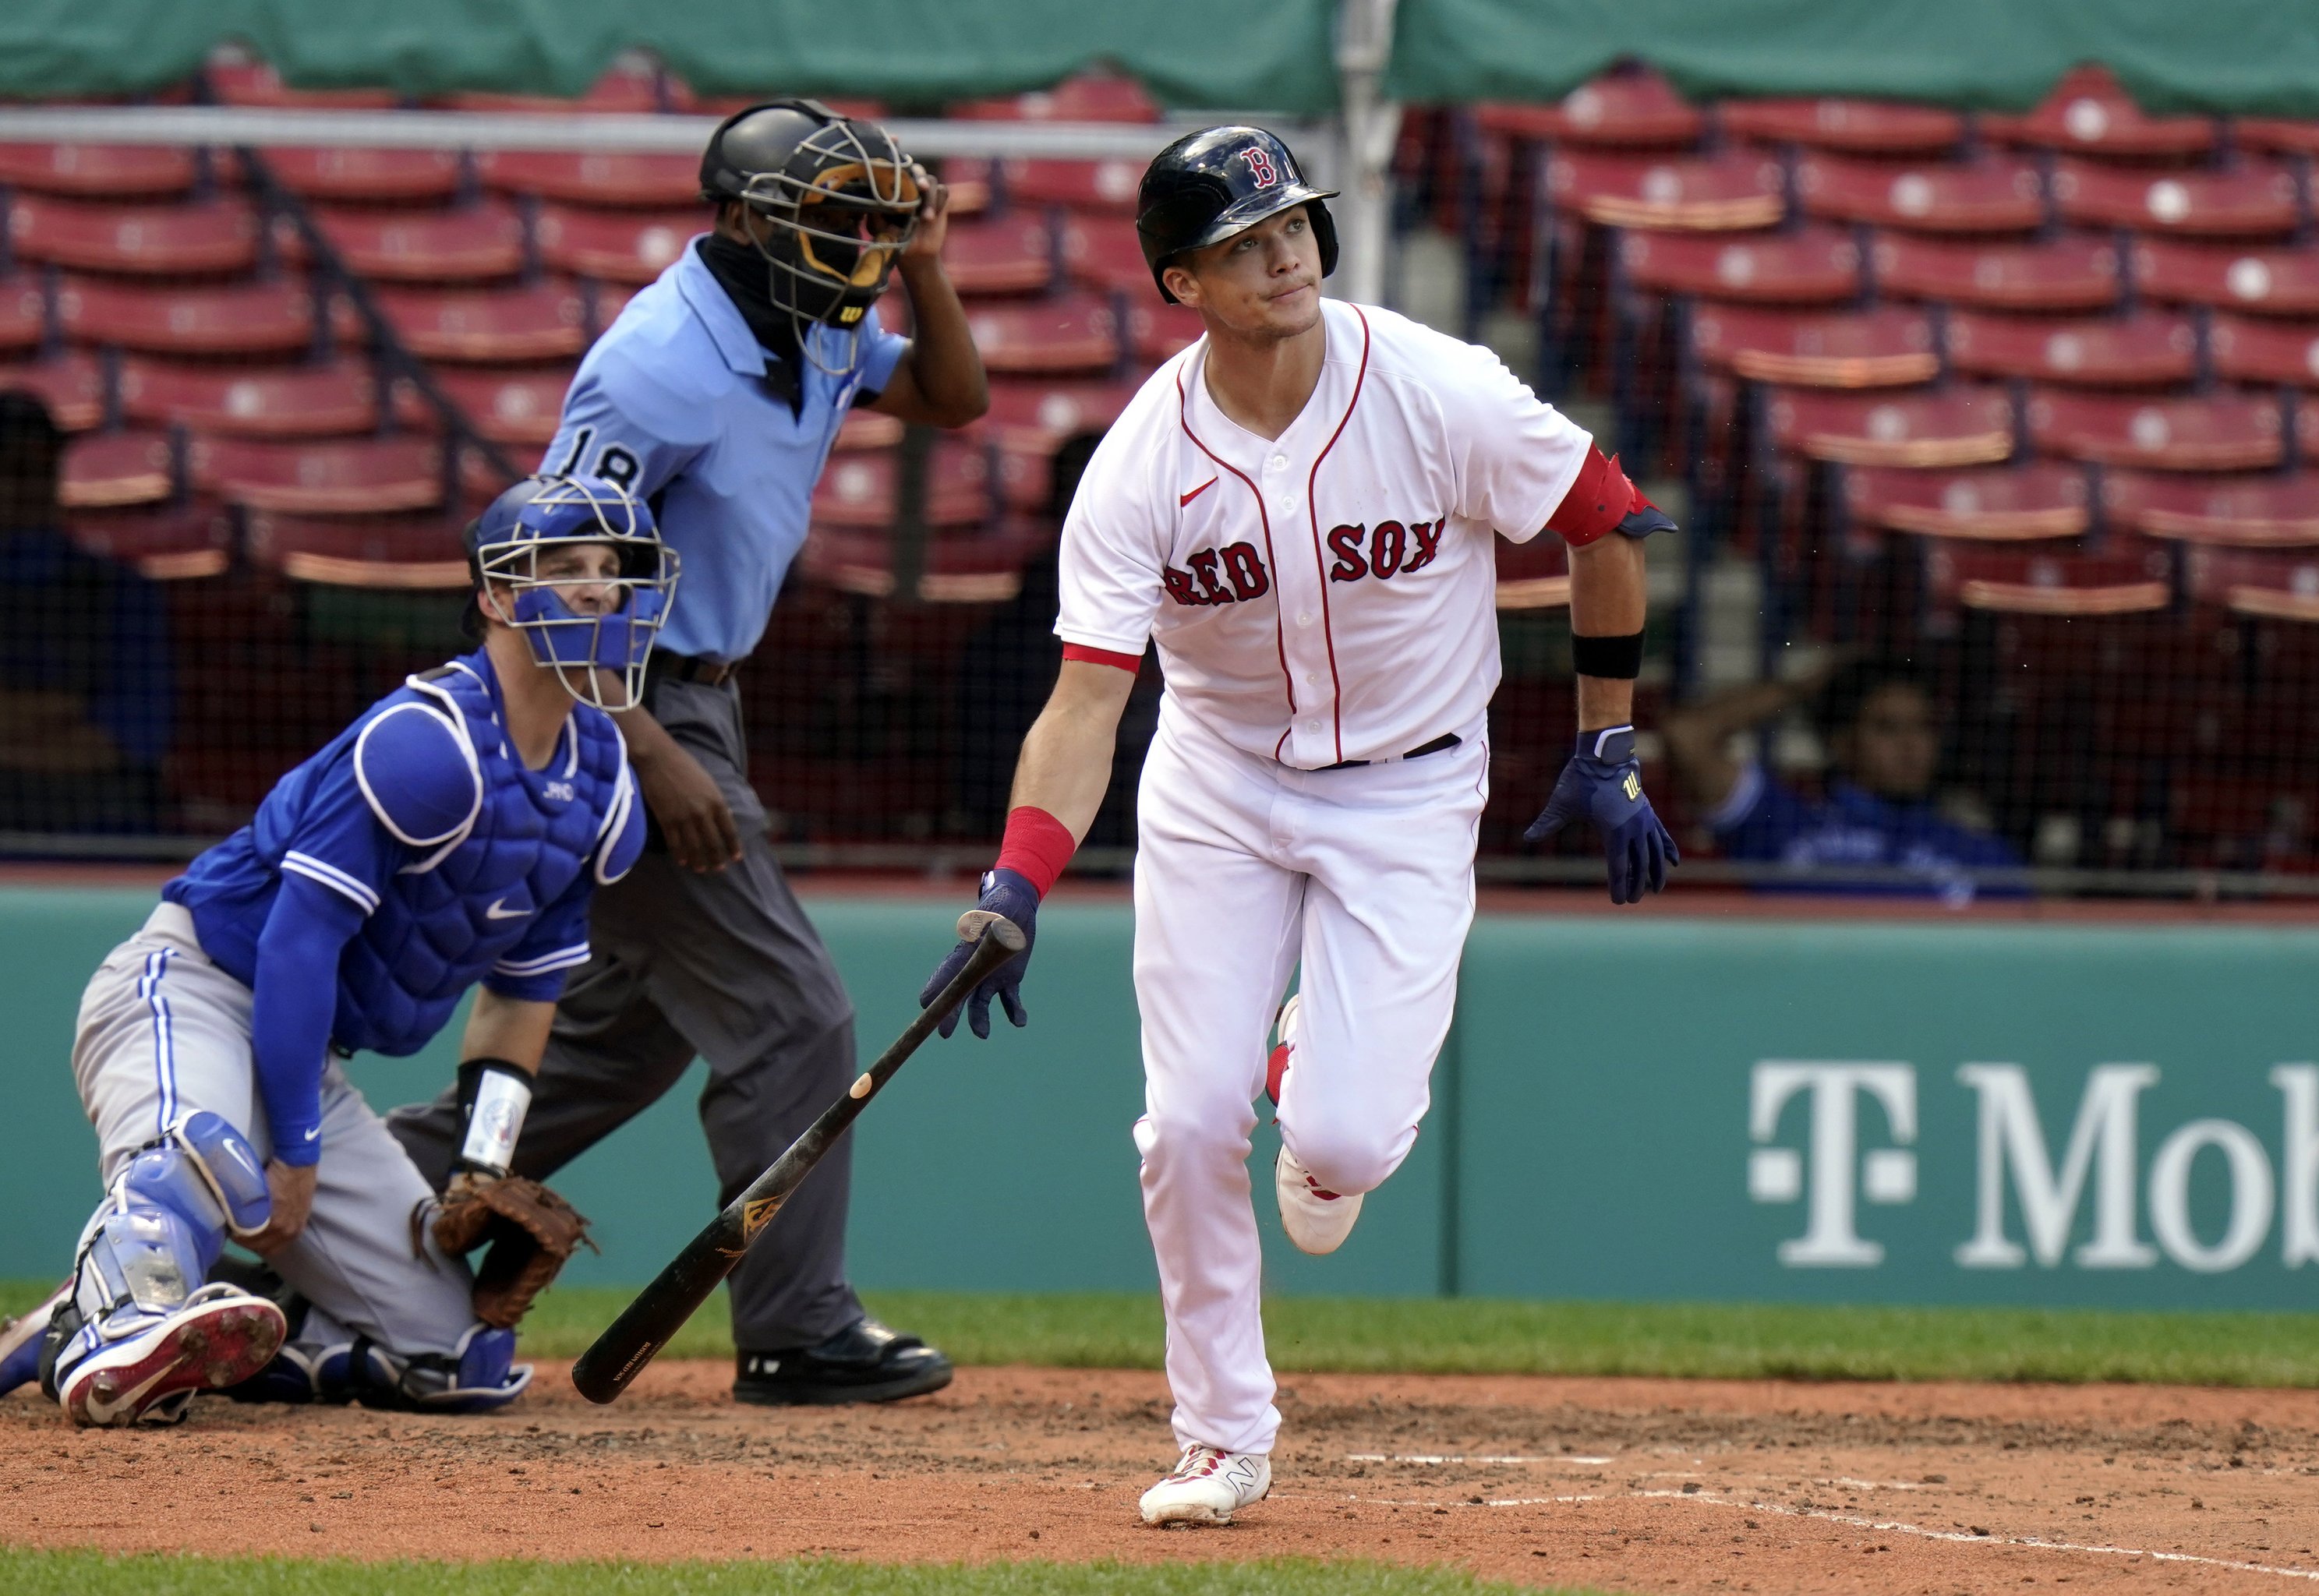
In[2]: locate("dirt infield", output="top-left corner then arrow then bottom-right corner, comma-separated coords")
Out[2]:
7,1361 -> 2318,1593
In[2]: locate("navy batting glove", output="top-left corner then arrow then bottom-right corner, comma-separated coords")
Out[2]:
918,867 -> 1039,1040
1524,726 -> 1680,906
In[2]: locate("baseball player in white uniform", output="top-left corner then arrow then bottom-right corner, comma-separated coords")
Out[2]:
918,125 -> 1677,1524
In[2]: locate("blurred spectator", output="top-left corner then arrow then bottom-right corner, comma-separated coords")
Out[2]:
0,392 -> 171,832
1662,655 -> 2020,902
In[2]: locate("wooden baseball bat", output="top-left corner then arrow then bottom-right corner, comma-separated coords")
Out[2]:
570,915 -> 1027,1404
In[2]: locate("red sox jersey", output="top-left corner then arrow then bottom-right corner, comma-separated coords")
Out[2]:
1056,300 -> 1595,769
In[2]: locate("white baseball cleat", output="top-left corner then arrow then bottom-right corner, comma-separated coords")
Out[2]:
1139,1444 -> 1271,1525
1268,994 -> 1365,1255
58,1285 -> 286,1428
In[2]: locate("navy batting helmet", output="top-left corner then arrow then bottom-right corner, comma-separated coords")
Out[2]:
1135,125 -> 1339,305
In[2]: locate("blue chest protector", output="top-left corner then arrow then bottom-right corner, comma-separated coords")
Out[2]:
167,651 -> 644,1064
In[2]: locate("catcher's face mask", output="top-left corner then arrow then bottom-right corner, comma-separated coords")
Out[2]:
472,477 -> 680,711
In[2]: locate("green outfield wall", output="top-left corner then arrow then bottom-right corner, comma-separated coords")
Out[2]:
2,886 -> 2314,1309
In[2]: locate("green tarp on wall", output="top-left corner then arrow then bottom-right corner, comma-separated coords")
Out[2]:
1388,0 -> 2319,116
0,2 -> 1342,112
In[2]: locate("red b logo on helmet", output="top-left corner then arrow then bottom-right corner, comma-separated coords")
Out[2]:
1239,146 -> 1281,187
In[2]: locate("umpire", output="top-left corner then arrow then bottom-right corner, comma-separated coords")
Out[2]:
389,101 -> 988,1404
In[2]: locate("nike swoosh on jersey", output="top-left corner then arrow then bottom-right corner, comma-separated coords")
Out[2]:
486,899 -> 529,920
1180,477 -> 1218,507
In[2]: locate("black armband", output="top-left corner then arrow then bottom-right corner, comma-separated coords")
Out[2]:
454,1057 -> 534,1179
1571,630 -> 1645,680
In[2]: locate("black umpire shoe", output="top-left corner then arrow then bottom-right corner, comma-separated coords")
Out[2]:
733,1317 -> 953,1407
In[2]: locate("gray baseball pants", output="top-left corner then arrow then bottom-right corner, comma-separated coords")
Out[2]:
386,673 -> 865,1351
73,902 -> 478,1360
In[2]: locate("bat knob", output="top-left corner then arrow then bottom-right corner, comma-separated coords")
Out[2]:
955,910 -> 1027,953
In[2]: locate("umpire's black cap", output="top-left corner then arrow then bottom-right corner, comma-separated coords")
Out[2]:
1135,125 -> 1338,304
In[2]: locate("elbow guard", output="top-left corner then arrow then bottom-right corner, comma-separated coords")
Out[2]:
1547,448 -> 1675,548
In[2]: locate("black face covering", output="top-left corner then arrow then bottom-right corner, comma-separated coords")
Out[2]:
696,234 -> 804,413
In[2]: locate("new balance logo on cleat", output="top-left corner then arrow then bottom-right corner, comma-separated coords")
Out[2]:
1139,1444 -> 1271,1526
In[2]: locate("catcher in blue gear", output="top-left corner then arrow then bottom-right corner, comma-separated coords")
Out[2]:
0,476 -> 673,1425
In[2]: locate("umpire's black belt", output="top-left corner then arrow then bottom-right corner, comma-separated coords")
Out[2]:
650,651 -> 739,688
1317,732 -> 1461,772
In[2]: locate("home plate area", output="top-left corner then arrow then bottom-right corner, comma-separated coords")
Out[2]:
6,1363 -> 2316,1593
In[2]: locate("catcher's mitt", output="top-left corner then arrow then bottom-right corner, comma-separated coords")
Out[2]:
429,1176 -> 596,1329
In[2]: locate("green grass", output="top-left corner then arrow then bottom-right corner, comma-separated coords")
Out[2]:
0,1552 -> 1594,1596
11,1280 -> 2319,1386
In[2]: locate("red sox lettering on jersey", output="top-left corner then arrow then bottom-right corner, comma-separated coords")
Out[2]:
1057,300 -> 1594,768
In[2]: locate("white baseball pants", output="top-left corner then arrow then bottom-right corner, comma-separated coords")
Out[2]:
71,902 -> 479,1360
1131,702 -> 1487,1457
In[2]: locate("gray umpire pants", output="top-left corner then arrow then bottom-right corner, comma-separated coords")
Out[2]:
386,673 -> 866,1351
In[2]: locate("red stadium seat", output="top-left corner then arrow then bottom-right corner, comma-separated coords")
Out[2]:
833,408 -> 903,452
939,215 -> 1055,297
2210,316 -> 2319,387
1845,461 -> 2091,540
206,60 -> 399,109
1688,305 -> 1937,387
366,281 -> 589,362
0,352 -> 107,431
1474,72 -> 1702,149
965,294 -> 1121,375
438,64 -> 666,115
305,201 -> 526,282
1720,98 -> 1964,156
1797,155 -> 2044,234
2104,470 -> 2319,547
1980,67 -> 2216,160
1129,302 -> 1202,362
798,518 -> 1052,602
1618,227 -> 1861,305
0,144 -> 195,199
1945,310 -> 2197,387
1059,216 -> 1154,295
120,358 -> 377,438
935,157 -> 995,218
1002,158 -> 1145,214
69,501 -> 234,580
266,147 -> 465,204
57,277 -> 316,357
2027,390 -> 2284,471
246,510 -> 470,587
1545,152 -> 1785,231
477,152 -> 700,209
2131,240 -> 2319,316
61,429 -> 177,508
813,440 -> 996,528
2184,546 -> 2319,620
2236,121 -> 2319,160
0,275 -> 48,354
1872,233 -> 2119,312
404,365 -> 573,446
1764,384 -> 2015,467
536,207 -> 703,284
953,72 -> 1161,123
192,436 -> 444,514
981,377 -> 1141,456
1925,542 -> 2173,615
8,196 -> 261,276
2052,160 -> 2301,239
1494,530 -> 1571,609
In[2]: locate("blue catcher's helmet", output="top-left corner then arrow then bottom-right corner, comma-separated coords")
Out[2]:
465,476 -> 679,711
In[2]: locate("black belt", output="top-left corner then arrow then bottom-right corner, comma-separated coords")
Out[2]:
650,651 -> 737,687
1317,732 -> 1461,772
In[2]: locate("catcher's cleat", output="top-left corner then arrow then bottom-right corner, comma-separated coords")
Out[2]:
57,1284 -> 285,1427
1139,1444 -> 1271,1526
734,1316 -> 953,1407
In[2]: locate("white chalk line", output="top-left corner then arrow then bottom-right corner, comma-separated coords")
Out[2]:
1631,1489 -> 2319,1583
1344,1453 -> 1614,1467
1338,1484 -> 2319,1582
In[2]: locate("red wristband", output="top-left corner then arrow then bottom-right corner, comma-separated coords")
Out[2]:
1545,446 -> 1640,549
995,805 -> 1077,899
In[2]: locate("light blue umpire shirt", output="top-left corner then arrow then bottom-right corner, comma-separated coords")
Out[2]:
542,237 -> 910,663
